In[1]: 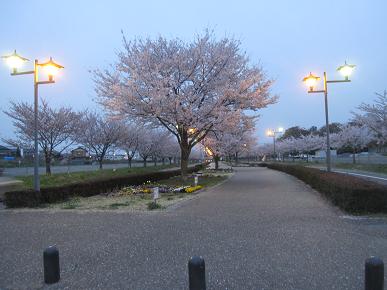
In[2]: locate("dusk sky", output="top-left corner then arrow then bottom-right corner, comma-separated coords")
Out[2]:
1,0 -> 386,144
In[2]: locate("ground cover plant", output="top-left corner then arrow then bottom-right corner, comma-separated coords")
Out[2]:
36,173 -> 228,211
5,165 -> 204,208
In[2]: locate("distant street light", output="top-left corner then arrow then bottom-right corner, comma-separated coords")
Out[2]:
303,61 -> 355,172
2,50 -> 64,192
266,127 -> 284,160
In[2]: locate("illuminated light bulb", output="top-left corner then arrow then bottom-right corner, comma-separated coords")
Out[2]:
302,72 -> 320,91
39,57 -> 64,81
337,61 -> 356,79
1,50 -> 29,72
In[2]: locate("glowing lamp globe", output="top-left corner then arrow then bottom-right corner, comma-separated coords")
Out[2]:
278,127 -> 284,133
337,61 -> 355,79
302,72 -> 320,91
39,57 -> 64,81
266,129 -> 274,137
1,50 -> 29,73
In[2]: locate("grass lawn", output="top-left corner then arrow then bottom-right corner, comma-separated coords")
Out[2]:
40,172 -> 230,211
280,161 -> 387,175
333,163 -> 387,175
15,164 -> 176,189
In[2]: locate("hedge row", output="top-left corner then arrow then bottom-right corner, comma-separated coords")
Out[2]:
5,164 -> 204,208
266,163 -> 387,214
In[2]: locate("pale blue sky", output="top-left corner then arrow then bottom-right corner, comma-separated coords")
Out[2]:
0,0 -> 386,143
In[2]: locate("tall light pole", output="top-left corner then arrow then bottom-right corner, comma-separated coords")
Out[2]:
266,127 -> 284,160
2,50 -> 64,192
302,61 -> 355,172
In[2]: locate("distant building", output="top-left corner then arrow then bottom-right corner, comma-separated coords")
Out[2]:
71,147 -> 88,158
0,145 -> 20,158
70,147 -> 91,164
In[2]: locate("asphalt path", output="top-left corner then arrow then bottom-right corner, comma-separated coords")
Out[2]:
1,167 -> 387,289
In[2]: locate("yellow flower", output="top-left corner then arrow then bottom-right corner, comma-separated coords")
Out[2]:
185,185 -> 203,193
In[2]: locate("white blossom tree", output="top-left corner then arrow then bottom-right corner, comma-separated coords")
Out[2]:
353,90 -> 387,148
3,99 -> 79,175
94,31 -> 276,176
331,124 -> 374,163
203,113 -> 255,169
74,111 -> 124,169
117,122 -> 142,168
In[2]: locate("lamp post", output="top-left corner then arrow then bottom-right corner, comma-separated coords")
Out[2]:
2,50 -> 64,192
302,61 -> 355,172
266,127 -> 284,160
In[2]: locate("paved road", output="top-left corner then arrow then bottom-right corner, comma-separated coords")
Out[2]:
2,162 -> 169,177
1,167 -> 387,289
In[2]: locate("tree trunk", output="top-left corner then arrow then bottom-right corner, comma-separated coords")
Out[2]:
45,152 -> 52,175
353,148 -> 356,164
180,135 -> 191,178
128,157 -> 132,168
214,155 -> 220,170
99,159 -> 103,169
162,158 -> 165,165
153,157 -> 157,167
143,157 -> 147,167
169,157 -> 172,165
235,152 -> 239,164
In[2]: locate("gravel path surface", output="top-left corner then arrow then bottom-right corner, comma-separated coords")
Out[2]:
1,167 -> 387,289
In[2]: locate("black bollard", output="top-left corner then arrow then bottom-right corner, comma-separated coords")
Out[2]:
188,256 -> 206,290
43,246 -> 60,284
365,257 -> 384,290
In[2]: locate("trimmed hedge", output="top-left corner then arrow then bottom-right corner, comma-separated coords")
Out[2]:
5,164 -> 204,208
267,163 -> 387,214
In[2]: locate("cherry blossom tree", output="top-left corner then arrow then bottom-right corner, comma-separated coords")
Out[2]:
203,113 -> 255,169
94,31 -> 277,176
162,138 -> 181,165
136,128 -> 170,167
353,90 -> 387,148
74,111 -> 124,169
117,122 -> 142,168
3,99 -> 79,175
331,124 -> 374,163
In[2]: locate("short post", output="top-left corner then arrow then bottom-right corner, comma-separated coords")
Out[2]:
188,256 -> 206,290
365,257 -> 384,290
194,175 -> 198,187
153,187 -> 159,201
43,246 -> 60,284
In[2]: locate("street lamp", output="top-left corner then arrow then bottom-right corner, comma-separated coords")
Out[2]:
302,61 -> 355,172
266,127 -> 284,160
2,50 -> 64,192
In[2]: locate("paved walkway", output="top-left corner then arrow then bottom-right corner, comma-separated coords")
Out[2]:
1,167 -> 387,289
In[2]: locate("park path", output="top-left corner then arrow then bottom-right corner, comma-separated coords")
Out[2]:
1,167 -> 387,289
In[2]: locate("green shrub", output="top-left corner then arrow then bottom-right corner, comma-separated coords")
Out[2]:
5,164 -> 203,208
147,201 -> 162,210
267,163 -> 387,214
257,162 -> 268,167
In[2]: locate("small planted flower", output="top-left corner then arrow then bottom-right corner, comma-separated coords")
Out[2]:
185,185 -> 203,193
